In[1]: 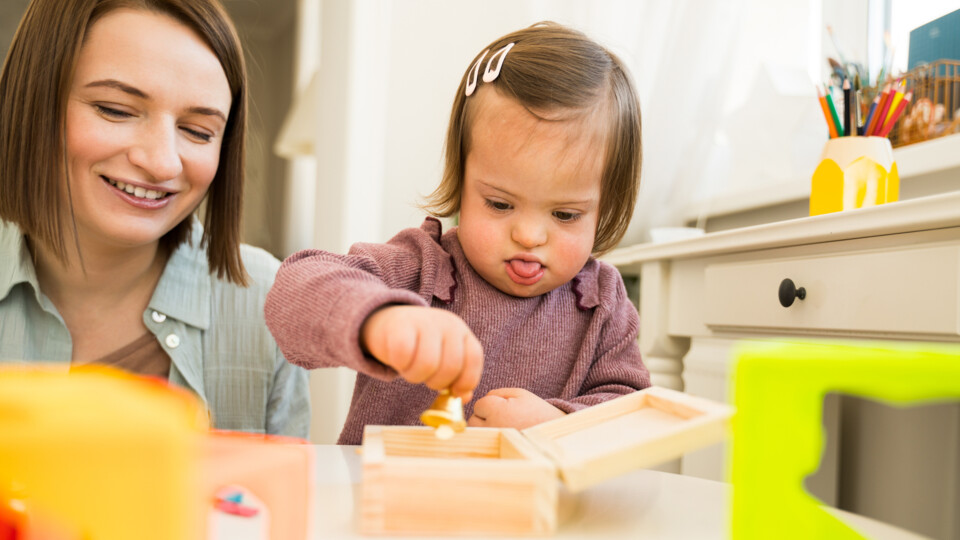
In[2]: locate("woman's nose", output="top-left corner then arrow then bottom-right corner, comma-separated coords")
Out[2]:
511,217 -> 548,248
127,121 -> 183,181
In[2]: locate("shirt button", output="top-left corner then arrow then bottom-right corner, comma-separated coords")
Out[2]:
165,334 -> 180,348
151,311 -> 167,323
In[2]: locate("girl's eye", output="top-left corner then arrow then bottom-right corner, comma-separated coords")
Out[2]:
553,210 -> 582,222
181,127 -> 213,143
94,104 -> 132,119
484,199 -> 511,211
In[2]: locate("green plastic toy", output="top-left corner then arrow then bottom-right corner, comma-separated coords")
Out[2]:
730,339 -> 960,538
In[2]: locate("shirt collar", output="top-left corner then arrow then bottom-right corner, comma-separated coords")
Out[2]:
0,220 -> 41,303
148,220 -> 211,330
2,219 -> 212,329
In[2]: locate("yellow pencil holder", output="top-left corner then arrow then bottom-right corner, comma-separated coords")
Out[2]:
809,136 -> 899,216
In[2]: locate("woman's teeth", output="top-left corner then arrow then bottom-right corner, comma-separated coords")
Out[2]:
105,177 -> 168,200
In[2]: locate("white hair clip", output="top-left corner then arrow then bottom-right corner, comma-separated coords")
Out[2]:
464,50 -> 488,97
482,43 -> 515,83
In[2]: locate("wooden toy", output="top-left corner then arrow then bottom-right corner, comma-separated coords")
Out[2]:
360,386 -> 733,536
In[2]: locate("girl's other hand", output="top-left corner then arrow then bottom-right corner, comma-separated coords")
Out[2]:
467,388 -> 565,429
360,305 -> 483,402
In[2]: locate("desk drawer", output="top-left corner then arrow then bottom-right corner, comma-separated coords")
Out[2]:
703,245 -> 960,338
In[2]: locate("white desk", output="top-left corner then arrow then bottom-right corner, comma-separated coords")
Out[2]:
602,192 -> 960,538
213,445 -> 924,539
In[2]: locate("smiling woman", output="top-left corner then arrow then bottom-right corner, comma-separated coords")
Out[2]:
0,0 -> 310,438
66,8 -> 231,261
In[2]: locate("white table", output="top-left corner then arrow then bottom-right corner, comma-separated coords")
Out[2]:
213,445 -> 924,539
601,192 -> 960,537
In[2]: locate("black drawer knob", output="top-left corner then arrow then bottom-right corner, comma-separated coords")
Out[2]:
778,278 -> 806,307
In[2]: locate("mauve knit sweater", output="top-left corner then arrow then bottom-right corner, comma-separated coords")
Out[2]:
264,218 -> 651,445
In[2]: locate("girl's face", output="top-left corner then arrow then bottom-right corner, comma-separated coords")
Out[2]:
65,8 -> 231,252
458,88 -> 605,298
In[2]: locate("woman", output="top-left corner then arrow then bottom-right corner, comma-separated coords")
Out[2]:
0,0 -> 309,437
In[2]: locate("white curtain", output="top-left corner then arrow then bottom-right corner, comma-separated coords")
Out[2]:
278,0 -> 824,247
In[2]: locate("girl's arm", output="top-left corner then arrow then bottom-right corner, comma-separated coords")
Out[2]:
264,242 -> 430,377
468,314 -> 648,430
467,267 -> 651,430
264,220 -> 482,399
546,274 -> 651,413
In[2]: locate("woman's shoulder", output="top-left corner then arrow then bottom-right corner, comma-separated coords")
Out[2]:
205,243 -> 280,309
204,244 -> 280,350
176,220 -> 280,290
238,243 -> 281,286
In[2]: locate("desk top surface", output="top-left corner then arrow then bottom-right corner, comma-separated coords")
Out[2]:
212,445 -> 924,539
603,191 -> 960,268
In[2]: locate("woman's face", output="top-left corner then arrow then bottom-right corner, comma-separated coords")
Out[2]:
65,8 -> 231,251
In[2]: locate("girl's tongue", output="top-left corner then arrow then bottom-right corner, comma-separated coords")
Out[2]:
508,259 -> 542,278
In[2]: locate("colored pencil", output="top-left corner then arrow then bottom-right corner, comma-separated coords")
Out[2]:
817,86 -> 839,138
869,84 -> 894,136
861,92 -> 880,137
883,83 -> 905,127
824,86 -> 843,138
855,89 -> 863,135
842,79 -> 852,136
878,91 -> 912,138
853,90 -> 863,135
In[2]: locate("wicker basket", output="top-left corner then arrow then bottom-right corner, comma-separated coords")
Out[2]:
877,60 -> 960,147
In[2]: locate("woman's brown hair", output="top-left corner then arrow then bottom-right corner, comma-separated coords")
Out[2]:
423,21 -> 642,256
0,0 -> 249,284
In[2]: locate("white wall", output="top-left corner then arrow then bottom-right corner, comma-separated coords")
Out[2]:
293,0 -> 833,252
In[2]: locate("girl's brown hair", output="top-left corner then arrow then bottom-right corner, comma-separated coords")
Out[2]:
424,21 -> 642,255
0,0 -> 249,284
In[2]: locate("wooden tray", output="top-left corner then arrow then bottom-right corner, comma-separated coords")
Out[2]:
360,386 -> 733,536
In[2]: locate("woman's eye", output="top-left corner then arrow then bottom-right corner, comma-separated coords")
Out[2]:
181,127 -> 213,143
94,104 -> 132,119
485,199 -> 511,211
553,211 -> 581,222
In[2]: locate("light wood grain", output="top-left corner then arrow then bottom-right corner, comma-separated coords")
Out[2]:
359,388 -> 734,535
523,387 -> 734,492
360,425 -> 556,536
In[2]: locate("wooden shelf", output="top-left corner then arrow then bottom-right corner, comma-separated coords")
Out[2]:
605,191 -> 960,271
895,133 -> 960,178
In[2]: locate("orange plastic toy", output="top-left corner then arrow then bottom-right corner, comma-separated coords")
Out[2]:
0,366 -> 312,540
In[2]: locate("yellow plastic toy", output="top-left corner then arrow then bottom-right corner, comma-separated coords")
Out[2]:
809,136 -> 899,216
730,340 -> 960,539
0,366 -> 313,540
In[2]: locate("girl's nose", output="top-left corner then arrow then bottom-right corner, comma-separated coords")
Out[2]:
127,121 -> 183,181
511,217 -> 548,248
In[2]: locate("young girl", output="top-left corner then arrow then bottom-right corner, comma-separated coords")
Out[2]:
265,22 -> 649,445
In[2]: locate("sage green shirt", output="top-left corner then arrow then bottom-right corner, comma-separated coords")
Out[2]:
0,219 -> 310,438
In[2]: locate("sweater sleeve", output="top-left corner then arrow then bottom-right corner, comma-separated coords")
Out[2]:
264,221 -> 451,379
546,265 -> 651,414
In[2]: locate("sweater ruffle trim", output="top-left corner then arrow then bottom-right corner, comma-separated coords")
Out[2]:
422,217 -> 457,304
571,259 -> 601,311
